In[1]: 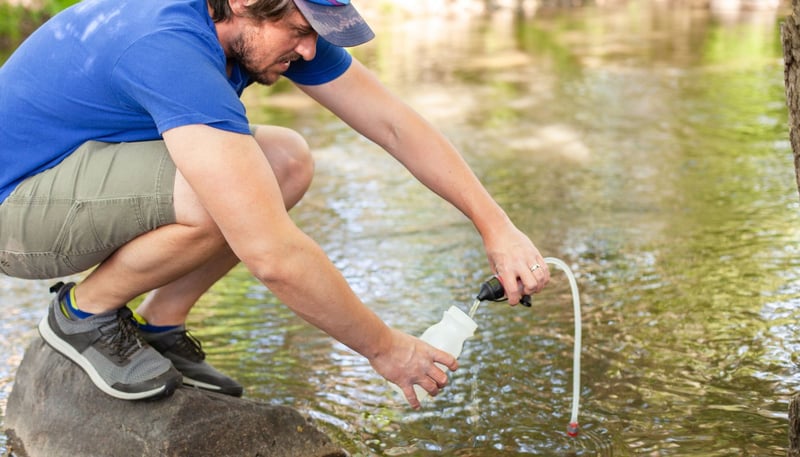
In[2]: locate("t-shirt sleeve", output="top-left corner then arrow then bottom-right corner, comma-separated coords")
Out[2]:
111,30 -> 251,135
282,37 -> 352,86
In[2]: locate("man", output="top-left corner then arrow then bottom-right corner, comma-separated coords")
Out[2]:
0,0 -> 550,408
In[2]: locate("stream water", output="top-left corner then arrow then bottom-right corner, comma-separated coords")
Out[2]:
1,0 -> 799,455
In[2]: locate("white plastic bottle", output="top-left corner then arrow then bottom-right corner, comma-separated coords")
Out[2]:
391,306 -> 478,404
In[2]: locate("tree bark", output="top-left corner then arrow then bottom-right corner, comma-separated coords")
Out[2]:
790,395 -> 800,457
782,0 -> 800,200
780,7 -> 800,453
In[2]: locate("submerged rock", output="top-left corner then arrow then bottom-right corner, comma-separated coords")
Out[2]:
4,338 -> 348,457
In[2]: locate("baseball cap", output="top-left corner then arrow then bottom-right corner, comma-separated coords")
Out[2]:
293,0 -> 374,47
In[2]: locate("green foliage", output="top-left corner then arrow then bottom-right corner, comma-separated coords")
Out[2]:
0,4 -> 40,62
0,0 -> 79,63
0,1 -> 79,34
40,0 -> 81,15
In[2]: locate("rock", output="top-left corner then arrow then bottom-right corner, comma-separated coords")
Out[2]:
4,338 -> 348,457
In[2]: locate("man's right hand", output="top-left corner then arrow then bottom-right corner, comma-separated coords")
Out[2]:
368,328 -> 458,409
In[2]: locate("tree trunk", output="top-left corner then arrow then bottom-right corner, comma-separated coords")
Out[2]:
782,0 -> 800,200
790,395 -> 800,457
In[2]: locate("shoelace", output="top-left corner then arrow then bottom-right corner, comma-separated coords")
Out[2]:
170,330 -> 206,362
98,311 -> 144,362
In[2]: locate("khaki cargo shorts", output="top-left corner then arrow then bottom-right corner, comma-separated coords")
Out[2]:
0,140 -> 177,279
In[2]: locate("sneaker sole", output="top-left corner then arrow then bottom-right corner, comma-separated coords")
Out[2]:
38,315 -> 175,401
182,375 -> 243,397
183,376 -> 223,392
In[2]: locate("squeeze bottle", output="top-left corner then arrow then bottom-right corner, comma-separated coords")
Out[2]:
392,306 -> 478,403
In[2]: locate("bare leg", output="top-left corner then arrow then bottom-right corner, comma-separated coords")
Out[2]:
133,245 -> 240,326
74,126 -> 313,322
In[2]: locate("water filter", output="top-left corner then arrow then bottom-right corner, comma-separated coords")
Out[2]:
392,305 -> 478,403
390,258 -> 582,436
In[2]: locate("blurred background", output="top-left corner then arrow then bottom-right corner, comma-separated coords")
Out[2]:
2,0 -> 798,455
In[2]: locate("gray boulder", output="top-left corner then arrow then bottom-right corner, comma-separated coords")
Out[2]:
5,338 -> 348,457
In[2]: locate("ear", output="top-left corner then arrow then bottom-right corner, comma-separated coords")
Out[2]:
228,0 -> 250,16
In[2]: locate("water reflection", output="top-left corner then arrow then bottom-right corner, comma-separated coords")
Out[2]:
1,0 -> 798,456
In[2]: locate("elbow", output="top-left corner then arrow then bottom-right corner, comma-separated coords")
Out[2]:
371,118 -> 402,154
237,233 -> 315,292
244,250 -> 294,288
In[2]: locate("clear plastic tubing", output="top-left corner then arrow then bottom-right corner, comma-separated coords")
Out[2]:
392,257 -> 582,437
543,257 -> 581,437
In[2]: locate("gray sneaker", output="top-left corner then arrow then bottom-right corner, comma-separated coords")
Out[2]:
141,326 -> 243,397
38,282 -> 182,400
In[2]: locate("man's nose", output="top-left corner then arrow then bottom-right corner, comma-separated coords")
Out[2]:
296,32 -> 318,61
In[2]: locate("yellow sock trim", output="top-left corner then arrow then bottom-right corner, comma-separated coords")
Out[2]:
130,309 -> 148,325
69,287 -> 78,311
62,285 -> 97,318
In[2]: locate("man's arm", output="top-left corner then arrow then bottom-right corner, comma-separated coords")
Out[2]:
162,125 -> 456,408
297,58 -> 550,301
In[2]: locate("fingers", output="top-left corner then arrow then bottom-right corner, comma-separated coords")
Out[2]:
525,257 -> 550,293
428,362 -> 451,386
372,330 -> 466,409
401,365 -> 450,408
494,257 -> 550,304
435,348 -> 458,372
396,347 -> 455,408
403,386 -> 421,409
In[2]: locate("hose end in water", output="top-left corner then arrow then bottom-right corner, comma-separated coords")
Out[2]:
567,422 -> 579,437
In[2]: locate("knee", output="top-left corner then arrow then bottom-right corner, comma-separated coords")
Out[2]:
279,129 -> 315,193
173,172 -> 228,249
179,212 -> 228,253
254,126 -> 315,208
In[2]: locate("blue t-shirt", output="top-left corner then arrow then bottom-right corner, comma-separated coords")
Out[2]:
0,0 -> 352,202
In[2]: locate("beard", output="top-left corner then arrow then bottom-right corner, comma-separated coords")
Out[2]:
230,33 -> 299,86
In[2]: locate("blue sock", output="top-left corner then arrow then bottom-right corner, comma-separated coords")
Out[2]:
131,310 -> 180,333
61,286 -> 94,320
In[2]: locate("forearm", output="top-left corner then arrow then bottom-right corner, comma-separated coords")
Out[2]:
246,231 -> 392,359
377,110 -> 514,239
360,92 -> 550,299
